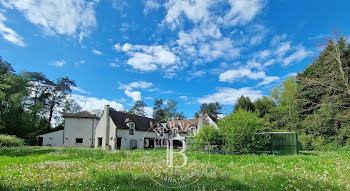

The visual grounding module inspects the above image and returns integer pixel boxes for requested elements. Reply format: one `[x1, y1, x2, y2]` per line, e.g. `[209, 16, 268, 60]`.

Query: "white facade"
[63, 117, 99, 147]
[94, 106, 157, 150]
[38, 130, 64, 146]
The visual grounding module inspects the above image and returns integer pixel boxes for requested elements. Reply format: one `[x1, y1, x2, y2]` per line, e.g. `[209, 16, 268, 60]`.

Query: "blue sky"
[0, 0, 349, 118]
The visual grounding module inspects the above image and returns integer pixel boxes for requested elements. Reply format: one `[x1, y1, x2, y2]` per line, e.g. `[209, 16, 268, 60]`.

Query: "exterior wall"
[63, 117, 98, 147]
[94, 110, 110, 149]
[116, 129, 157, 149]
[94, 109, 158, 150]
[38, 130, 64, 146]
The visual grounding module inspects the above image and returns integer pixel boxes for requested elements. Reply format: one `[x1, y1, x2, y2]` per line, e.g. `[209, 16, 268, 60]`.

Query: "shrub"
[218, 109, 269, 153]
[0, 134, 25, 147]
[189, 125, 223, 151]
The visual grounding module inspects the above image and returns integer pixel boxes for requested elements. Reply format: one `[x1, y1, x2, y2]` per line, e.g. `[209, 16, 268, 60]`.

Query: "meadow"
[0, 147, 349, 191]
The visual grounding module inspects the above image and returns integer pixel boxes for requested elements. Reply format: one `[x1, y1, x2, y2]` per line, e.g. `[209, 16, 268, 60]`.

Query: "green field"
[0, 147, 349, 191]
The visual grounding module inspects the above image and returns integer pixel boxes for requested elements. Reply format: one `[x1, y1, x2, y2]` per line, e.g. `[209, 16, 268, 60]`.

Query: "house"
[38, 105, 218, 150]
[94, 105, 159, 150]
[38, 111, 99, 147]
[94, 105, 218, 150]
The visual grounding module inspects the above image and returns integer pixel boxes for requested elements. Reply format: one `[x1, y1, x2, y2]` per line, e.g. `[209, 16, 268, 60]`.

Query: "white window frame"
[129, 122, 135, 135]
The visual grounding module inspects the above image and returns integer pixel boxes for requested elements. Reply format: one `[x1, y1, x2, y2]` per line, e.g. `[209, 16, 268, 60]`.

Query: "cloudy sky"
[1, 0, 349, 117]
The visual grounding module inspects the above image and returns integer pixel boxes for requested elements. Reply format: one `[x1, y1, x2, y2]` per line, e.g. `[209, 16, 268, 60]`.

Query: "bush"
[0, 134, 25, 147]
[218, 109, 269, 153]
[189, 125, 222, 151]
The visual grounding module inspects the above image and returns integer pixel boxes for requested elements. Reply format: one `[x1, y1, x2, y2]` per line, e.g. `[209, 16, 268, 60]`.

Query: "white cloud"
[282, 47, 309, 66]
[71, 86, 91, 94]
[118, 81, 153, 102]
[92, 49, 102, 55]
[119, 81, 152, 90]
[1, 0, 98, 40]
[179, 96, 188, 101]
[0, 12, 25, 46]
[144, 106, 153, 117]
[164, 0, 213, 28]
[258, 76, 280, 86]
[219, 69, 266, 83]
[114, 43, 180, 74]
[50, 60, 66, 67]
[198, 87, 263, 105]
[143, 0, 160, 15]
[124, 89, 141, 102]
[110, 63, 119, 68]
[72, 94, 125, 111]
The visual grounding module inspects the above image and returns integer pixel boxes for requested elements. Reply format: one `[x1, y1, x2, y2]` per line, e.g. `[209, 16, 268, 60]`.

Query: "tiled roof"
[109, 109, 159, 131]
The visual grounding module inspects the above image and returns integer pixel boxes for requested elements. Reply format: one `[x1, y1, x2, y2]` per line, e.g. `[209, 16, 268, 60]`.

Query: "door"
[130, 139, 137, 150]
[97, 137, 103, 147]
[116, 137, 121, 150]
[38, 137, 43, 146]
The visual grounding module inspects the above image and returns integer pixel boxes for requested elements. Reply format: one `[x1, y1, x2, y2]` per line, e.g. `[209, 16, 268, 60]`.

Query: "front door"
[97, 137, 103, 147]
[38, 137, 43, 146]
[116, 137, 121, 150]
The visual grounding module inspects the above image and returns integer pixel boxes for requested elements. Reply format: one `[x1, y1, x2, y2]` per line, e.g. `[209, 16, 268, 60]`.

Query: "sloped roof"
[109, 109, 159, 131]
[63, 111, 98, 119]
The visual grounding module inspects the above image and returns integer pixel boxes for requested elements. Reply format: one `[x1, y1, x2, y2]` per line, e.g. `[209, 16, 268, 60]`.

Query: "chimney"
[198, 113, 204, 129]
[104, 105, 110, 146]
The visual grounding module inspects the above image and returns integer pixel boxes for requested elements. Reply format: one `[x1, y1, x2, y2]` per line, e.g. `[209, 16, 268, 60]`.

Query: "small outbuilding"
[261, 132, 298, 155]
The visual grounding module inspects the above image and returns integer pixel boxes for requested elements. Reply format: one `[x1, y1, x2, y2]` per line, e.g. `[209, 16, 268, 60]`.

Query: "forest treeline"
[194, 36, 350, 151]
[0, 59, 81, 144]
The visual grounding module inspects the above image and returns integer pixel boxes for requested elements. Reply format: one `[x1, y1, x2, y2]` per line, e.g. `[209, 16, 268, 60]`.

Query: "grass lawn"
[0, 147, 349, 191]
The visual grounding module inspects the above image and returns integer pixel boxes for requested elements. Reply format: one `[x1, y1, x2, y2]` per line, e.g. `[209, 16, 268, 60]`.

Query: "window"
[75, 138, 83, 144]
[160, 128, 164, 136]
[129, 122, 135, 135]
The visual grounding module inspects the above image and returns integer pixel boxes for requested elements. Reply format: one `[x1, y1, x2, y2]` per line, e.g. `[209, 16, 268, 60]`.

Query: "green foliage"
[129, 100, 147, 116]
[218, 109, 268, 153]
[254, 96, 276, 118]
[0, 134, 25, 147]
[234, 96, 255, 112]
[195, 102, 222, 121]
[0, 57, 76, 145]
[152, 99, 167, 120]
[189, 125, 222, 151]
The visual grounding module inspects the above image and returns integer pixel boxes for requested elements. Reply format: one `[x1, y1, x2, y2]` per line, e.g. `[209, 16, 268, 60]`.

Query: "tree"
[297, 35, 350, 147]
[234, 96, 255, 112]
[130, 100, 147, 116]
[254, 96, 276, 118]
[195, 102, 222, 121]
[166, 99, 185, 120]
[61, 99, 82, 115]
[269, 77, 300, 131]
[218, 109, 269, 153]
[153, 99, 167, 120]
[47, 77, 75, 129]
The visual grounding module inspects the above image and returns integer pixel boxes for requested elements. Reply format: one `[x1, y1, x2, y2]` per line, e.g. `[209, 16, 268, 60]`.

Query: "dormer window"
[173, 128, 177, 135]
[129, 122, 135, 135]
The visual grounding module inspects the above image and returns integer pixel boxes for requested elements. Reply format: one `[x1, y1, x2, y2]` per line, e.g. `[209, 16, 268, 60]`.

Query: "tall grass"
[0, 147, 349, 190]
